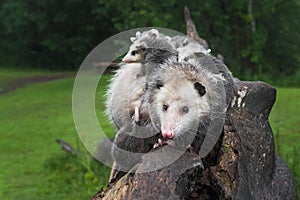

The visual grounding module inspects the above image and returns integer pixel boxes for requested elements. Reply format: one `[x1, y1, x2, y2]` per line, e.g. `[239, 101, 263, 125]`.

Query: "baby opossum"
[140, 57, 227, 153]
[170, 35, 211, 63]
[177, 43, 211, 63]
[135, 37, 178, 78]
[122, 29, 172, 63]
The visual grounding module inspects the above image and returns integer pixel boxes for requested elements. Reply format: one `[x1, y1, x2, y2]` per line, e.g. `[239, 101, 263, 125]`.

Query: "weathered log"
[92, 6, 297, 200]
[93, 81, 296, 200]
[228, 80, 296, 199]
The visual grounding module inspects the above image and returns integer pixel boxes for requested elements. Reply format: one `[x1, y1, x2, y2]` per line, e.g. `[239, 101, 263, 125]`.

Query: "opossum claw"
[153, 138, 164, 149]
[134, 107, 139, 123]
[153, 138, 176, 149]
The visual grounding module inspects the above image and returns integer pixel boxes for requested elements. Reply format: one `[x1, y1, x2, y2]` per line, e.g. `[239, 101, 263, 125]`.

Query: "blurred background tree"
[0, 0, 299, 85]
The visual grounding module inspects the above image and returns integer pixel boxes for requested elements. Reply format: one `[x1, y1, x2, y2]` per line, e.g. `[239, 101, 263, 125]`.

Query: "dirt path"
[0, 73, 75, 95]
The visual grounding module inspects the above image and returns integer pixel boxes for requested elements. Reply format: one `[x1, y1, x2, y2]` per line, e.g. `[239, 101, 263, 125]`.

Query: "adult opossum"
[140, 57, 227, 154]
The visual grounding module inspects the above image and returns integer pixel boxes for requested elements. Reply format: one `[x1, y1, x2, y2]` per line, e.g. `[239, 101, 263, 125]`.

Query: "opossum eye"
[194, 82, 206, 96]
[182, 106, 189, 114]
[156, 80, 163, 89]
[184, 57, 189, 62]
[162, 104, 169, 112]
[131, 50, 138, 56]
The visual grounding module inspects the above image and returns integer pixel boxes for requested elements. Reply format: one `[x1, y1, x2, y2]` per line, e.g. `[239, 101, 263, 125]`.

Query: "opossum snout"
[122, 57, 130, 63]
[162, 129, 175, 139]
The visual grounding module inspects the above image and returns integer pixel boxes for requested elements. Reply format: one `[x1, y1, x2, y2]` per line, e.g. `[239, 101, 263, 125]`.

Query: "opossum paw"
[153, 138, 163, 149]
[153, 138, 175, 149]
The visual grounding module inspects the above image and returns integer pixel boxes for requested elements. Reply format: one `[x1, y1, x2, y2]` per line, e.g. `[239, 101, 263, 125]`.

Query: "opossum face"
[122, 43, 143, 63]
[177, 44, 211, 63]
[151, 79, 210, 141]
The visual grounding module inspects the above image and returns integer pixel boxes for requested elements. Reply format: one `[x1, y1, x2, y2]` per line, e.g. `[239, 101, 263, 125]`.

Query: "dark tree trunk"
[92, 6, 297, 200]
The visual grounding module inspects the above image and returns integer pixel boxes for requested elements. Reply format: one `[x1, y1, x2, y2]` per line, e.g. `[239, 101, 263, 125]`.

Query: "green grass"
[270, 88, 300, 150]
[0, 70, 112, 199]
[269, 87, 300, 197]
[0, 68, 299, 199]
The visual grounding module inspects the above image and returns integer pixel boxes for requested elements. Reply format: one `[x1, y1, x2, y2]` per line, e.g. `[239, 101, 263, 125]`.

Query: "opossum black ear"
[155, 80, 163, 89]
[194, 82, 206, 96]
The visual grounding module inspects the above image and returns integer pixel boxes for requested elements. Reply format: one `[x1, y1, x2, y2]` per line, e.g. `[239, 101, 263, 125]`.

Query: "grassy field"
[0, 69, 112, 199]
[0, 69, 299, 199]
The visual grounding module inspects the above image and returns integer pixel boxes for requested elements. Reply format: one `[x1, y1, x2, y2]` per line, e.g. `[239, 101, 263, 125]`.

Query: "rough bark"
[92, 6, 297, 200]
[92, 81, 296, 200]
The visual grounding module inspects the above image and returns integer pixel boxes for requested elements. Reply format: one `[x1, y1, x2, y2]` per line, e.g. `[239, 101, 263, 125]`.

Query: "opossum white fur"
[122, 29, 172, 63]
[186, 53, 236, 107]
[107, 38, 176, 181]
[107, 62, 159, 181]
[105, 63, 146, 129]
[106, 38, 177, 129]
[142, 57, 226, 153]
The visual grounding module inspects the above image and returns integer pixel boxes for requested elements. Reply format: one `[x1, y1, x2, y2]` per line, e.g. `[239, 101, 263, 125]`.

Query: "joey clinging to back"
[122, 29, 172, 63]
[143, 58, 226, 153]
[170, 35, 211, 63]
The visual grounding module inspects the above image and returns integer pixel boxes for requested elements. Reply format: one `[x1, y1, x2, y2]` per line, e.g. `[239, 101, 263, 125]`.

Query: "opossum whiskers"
[179, 117, 209, 135]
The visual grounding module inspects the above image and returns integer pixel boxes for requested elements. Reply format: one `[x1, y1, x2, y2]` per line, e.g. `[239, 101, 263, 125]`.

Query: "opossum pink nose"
[162, 130, 175, 139]
[121, 57, 128, 62]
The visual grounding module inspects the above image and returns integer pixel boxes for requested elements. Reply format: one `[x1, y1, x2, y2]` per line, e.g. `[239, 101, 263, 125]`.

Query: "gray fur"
[135, 36, 178, 78]
[188, 54, 236, 106]
[123, 29, 172, 63]
[107, 31, 235, 181]
[170, 35, 211, 64]
[107, 31, 177, 182]
[170, 35, 196, 49]
[106, 63, 160, 181]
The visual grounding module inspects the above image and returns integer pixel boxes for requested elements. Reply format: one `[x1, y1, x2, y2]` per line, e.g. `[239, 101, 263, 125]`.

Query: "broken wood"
[184, 6, 209, 50]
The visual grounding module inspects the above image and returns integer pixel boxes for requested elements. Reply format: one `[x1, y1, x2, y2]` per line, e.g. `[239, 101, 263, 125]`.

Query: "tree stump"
[92, 7, 297, 200]
[92, 81, 296, 200]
